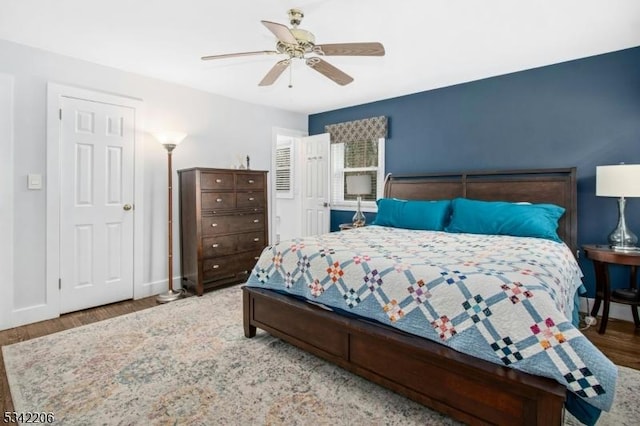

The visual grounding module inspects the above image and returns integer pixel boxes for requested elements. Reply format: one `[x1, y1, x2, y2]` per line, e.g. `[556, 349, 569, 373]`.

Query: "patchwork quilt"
[246, 226, 617, 411]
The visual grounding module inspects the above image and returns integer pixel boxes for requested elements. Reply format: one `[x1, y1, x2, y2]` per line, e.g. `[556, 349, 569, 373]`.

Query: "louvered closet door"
[59, 97, 135, 313]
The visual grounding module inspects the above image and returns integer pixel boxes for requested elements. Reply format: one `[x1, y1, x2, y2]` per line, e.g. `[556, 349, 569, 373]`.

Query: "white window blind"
[275, 141, 293, 198]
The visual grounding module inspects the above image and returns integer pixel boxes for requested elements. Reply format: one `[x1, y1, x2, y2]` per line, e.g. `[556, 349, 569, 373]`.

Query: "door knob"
[123, 204, 132, 211]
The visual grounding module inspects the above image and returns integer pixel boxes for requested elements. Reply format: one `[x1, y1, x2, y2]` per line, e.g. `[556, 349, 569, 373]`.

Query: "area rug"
[3, 286, 639, 425]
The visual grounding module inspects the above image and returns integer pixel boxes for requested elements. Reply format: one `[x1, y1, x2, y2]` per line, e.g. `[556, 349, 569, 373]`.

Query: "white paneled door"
[59, 97, 135, 313]
[301, 133, 330, 236]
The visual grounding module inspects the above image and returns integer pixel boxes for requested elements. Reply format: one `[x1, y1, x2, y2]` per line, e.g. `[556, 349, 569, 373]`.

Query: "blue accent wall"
[310, 47, 640, 296]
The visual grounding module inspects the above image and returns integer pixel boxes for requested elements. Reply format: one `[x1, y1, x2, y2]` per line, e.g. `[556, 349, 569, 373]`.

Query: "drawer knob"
[248, 197, 255, 201]
[212, 264, 220, 269]
[211, 243, 219, 248]
[253, 219, 259, 223]
[215, 179, 222, 183]
[253, 237, 260, 242]
[248, 179, 255, 184]
[211, 223, 218, 227]
[216, 198, 223, 203]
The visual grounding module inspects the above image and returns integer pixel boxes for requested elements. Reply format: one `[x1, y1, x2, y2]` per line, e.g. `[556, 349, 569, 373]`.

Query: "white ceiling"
[1, 0, 639, 114]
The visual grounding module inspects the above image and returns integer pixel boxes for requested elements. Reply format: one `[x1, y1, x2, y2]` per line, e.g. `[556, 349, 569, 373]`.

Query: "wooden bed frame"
[243, 168, 577, 426]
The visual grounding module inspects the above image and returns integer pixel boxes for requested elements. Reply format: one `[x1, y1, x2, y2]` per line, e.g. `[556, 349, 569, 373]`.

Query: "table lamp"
[596, 164, 640, 250]
[346, 174, 371, 227]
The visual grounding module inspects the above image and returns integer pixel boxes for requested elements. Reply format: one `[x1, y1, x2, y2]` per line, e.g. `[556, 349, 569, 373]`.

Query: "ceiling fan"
[201, 9, 385, 87]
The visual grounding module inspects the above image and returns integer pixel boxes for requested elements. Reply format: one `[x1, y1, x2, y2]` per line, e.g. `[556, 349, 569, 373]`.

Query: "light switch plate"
[28, 173, 42, 190]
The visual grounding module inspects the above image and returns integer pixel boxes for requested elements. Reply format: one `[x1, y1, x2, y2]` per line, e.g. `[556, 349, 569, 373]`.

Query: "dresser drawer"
[236, 173, 265, 189]
[236, 192, 265, 209]
[202, 214, 265, 236]
[202, 232, 264, 257]
[237, 231, 266, 251]
[201, 172, 234, 190]
[203, 250, 263, 281]
[202, 192, 235, 210]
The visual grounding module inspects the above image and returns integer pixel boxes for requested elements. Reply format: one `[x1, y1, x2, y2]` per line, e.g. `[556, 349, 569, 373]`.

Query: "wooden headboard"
[384, 168, 577, 256]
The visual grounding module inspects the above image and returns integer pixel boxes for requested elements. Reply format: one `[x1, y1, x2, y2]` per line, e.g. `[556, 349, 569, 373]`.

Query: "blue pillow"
[444, 198, 565, 242]
[374, 198, 451, 231]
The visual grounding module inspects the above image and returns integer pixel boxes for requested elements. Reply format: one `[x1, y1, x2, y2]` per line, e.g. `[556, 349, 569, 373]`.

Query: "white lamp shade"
[153, 131, 187, 146]
[596, 164, 640, 197]
[346, 174, 372, 195]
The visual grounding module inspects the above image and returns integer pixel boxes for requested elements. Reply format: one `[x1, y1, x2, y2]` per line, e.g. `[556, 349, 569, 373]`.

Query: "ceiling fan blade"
[314, 42, 385, 56]
[305, 57, 354, 86]
[201, 50, 279, 61]
[261, 20, 298, 45]
[259, 59, 291, 86]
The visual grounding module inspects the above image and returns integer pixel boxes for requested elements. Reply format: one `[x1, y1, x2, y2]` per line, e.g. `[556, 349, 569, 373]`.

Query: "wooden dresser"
[178, 167, 268, 296]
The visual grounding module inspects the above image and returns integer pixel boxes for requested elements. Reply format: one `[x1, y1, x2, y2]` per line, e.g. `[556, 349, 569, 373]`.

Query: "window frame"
[330, 137, 385, 212]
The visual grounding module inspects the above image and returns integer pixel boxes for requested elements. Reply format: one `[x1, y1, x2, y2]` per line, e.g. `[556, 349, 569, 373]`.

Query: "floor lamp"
[155, 131, 187, 303]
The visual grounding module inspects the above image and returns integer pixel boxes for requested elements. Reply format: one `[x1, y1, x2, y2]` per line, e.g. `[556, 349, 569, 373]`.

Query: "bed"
[242, 168, 616, 426]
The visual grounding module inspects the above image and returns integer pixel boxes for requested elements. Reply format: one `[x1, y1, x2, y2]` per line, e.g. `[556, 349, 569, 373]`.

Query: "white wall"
[0, 39, 307, 330]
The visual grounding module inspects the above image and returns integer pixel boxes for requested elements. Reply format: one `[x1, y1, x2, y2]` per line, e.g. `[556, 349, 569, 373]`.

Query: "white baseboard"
[579, 297, 635, 323]
[8, 303, 59, 330]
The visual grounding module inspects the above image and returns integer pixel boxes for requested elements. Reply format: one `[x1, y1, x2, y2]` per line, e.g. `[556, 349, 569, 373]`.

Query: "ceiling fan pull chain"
[288, 63, 293, 88]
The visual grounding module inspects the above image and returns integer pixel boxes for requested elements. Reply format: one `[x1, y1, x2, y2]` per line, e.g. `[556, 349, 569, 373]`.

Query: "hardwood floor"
[1, 300, 638, 414]
[581, 316, 640, 370]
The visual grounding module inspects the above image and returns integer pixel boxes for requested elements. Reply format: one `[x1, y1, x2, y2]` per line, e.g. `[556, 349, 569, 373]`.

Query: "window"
[325, 115, 388, 212]
[275, 138, 294, 198]
[330, 137, 385, 211]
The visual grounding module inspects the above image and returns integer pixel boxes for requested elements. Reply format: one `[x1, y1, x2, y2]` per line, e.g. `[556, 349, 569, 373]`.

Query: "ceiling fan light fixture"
[200, 9, 385, 87]
[290, 28, 315, 45]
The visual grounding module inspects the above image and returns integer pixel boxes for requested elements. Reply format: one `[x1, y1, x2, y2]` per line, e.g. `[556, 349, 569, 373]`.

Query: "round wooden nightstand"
[582, 244, 640, 334]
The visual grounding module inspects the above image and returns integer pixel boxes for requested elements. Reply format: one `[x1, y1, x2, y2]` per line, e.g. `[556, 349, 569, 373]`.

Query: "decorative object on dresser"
[596, 164, 640, 250]
[154, 131, 188, 304]
[179, 167, 268, 296]
[346, 174, 371, 227]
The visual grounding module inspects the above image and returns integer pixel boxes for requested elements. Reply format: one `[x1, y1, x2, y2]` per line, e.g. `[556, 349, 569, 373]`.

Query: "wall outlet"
[584, 316, 597, 326]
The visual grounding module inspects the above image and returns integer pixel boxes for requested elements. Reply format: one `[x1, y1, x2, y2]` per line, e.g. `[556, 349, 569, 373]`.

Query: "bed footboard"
[243, 286, 565, 426]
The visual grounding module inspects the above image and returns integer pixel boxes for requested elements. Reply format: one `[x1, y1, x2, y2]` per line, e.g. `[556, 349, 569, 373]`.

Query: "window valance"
[324, 116, 388, 144]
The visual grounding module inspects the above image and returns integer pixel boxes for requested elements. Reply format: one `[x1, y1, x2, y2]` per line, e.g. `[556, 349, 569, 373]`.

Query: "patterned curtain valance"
[324, 116, 387, 144]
